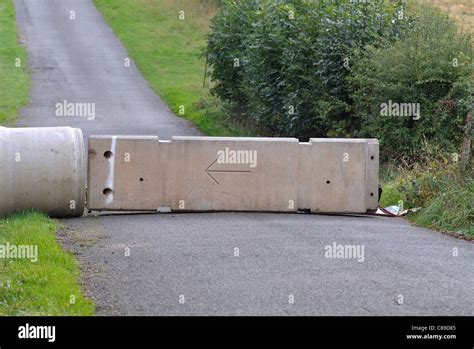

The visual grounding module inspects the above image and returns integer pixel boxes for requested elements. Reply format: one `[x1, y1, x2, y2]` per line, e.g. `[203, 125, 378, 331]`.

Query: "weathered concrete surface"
[0, 127, 85, 218]
[300, 139, 377, 213]
[88, 136, 379, 213]
[366, 139, 380, 209]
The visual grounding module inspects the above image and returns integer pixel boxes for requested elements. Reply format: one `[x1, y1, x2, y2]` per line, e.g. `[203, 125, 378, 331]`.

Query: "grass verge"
[1, 0, 93, 315]
[0, 0, 30, 125]
[380, 160, 474, 239]
[93, 0, 254, 136]
[0, 212, 94, 315]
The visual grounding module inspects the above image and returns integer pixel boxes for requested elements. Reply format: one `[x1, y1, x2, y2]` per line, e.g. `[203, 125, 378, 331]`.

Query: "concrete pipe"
[0, 127, 86, 218]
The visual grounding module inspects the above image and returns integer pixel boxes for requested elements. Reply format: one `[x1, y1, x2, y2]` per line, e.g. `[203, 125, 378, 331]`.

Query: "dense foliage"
[350, 6, 473, 159]
[206, 0, 473, 160]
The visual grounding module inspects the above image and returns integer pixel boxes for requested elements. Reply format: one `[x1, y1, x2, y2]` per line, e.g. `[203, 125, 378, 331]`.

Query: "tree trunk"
[460, 110, 472, 166]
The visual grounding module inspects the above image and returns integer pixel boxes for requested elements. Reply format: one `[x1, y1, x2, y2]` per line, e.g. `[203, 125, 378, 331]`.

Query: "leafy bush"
[206, 0, 473, 159]
[349, 5, 473, 160]
[206, 0, 261, 115]
[206, 0, 410, 138]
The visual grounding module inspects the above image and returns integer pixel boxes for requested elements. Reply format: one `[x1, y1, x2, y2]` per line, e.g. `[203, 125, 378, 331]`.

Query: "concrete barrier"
[88, 136, 379, 213]
[0, 127, 86, 218]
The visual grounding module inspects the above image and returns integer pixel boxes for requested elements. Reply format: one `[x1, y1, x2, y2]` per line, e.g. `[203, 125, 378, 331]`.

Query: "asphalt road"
[62, 212, 474, 316]
[14, 0, 474, 316]
[14, 0, 200, 141]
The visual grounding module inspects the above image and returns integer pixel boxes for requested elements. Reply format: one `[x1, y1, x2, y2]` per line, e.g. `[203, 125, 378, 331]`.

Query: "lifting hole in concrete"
[370, 193, 374, 197]
[326, 180, 331, 184]
[103, 151, 113, 159]
[139, 178, 144, 182]
[370, 155, 374, 160]
[103, 188, 113, 196]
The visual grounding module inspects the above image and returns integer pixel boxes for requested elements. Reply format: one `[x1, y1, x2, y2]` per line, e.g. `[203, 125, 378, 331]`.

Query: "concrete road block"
[302, 139, 368, 213]
[88, 136, 300, 212]
[88, 136, 161, 211]
[0, 127, 86, 218]
[165, 137, 301, 211]
[88, 136, 379, 214]
[366, 139, 380, 210]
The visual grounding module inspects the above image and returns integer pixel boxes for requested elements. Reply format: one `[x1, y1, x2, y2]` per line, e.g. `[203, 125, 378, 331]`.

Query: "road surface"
[63, 212, 474, 316]
[14, 0, 200, 140]
[14, 0, 474, 316]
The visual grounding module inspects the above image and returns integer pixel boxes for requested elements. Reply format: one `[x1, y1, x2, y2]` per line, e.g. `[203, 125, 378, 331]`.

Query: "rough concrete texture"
[88, 136, 379, 213]
[0, 127, 85, 218]
[366, 139, 380, 209]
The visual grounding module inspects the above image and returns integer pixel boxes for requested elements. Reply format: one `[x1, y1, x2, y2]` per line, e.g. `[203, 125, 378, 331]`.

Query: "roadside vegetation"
[93, 0, 252, 136]
[206, 1, 472, 158]
[95, 0, 472, 237]
[0, 0, 469, 316]
[0, 0, 94, 315]
[0, 212, 94, 315]
[380, 155, 473, 238]
[205, 0, 473, 237]
[0, 0, 30, 125]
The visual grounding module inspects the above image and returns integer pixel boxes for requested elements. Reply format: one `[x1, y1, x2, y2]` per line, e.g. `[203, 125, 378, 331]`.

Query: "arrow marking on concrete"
[205, 159, 252, 185]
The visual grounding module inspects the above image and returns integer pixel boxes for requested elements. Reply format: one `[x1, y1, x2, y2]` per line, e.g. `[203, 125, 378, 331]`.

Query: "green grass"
[1, 0, 92, 316]
[379, 184, 404, 208]
[0, 212, 94, 315]
[411, 182, 473, 237]
[92, 0, 471, 139]
[0, 0, 30, 125]
[93, 0, 254, 136]
[380, 161, 474, 238]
